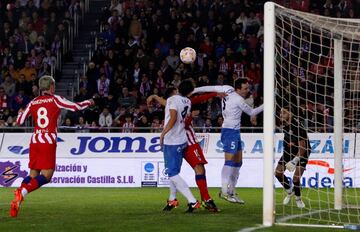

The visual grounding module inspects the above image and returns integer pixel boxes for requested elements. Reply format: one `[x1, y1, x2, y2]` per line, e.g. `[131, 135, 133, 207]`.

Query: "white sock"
[170, 175, 196, 203]
[228, 166, 241, 195]
[286, 187, 293, 194]
[169, 180, 177, 201]
[21, 188, 28, 198]
[221, 165, 233, 194]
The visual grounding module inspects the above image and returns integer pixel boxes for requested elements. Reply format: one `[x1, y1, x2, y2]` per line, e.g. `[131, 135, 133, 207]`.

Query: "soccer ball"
[180, 47, 196, 64]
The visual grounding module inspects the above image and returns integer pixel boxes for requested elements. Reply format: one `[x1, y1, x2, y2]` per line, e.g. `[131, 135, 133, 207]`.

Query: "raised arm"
[190, 92, 217, 105]
[240, 102, 264, 116]
[192, 85, 230, 94]
[16, 103, 32, 125]
[53, 95, 93, 111]
[147, 94, 167, 106]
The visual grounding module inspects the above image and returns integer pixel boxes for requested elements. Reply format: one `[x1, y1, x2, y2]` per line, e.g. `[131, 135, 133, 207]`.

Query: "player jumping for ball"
[148, 88, 225, 212]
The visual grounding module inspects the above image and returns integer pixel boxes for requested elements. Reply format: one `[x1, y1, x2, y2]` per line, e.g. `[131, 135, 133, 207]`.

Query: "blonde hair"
[39, 75, 55, 91]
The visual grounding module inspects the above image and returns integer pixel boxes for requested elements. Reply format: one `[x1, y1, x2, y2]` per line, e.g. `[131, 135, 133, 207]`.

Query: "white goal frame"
[263, 1, 345, 228]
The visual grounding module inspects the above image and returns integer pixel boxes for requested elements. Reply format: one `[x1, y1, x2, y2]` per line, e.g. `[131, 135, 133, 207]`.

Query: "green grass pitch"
[0, 188, 345, 232]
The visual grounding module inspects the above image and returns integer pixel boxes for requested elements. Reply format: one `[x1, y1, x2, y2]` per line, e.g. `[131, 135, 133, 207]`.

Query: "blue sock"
[35, 175, 49, 187]
[22, 176, 32, 184]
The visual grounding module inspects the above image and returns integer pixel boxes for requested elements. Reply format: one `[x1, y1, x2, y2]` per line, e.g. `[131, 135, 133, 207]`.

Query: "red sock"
[23, 178, 40, 193]
[20, 182, 28, 189]
[196, 175, 211, 201]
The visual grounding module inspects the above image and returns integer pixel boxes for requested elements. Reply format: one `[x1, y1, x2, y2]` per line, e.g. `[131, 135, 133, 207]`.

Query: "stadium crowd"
[0, 0, 359, 131]
[0, 0, 81, 127]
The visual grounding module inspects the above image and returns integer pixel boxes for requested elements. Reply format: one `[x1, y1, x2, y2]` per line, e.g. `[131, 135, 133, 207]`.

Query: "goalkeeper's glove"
[285, 156, 300, 172]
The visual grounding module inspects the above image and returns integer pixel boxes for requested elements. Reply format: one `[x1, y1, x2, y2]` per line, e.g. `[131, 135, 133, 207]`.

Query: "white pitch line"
[238, 209, 337, 232]
[277, 209, 329, 223]
[238, 225, 268, 232]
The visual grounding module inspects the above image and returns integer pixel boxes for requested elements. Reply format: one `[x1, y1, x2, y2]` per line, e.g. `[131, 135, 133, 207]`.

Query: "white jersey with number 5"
[163, 95, 191, 145]
[192, 85, 263, 130]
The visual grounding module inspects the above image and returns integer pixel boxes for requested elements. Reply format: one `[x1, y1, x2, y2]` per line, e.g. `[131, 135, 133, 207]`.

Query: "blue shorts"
[163, 143, 187, 177]
[221, 128, 242, 154]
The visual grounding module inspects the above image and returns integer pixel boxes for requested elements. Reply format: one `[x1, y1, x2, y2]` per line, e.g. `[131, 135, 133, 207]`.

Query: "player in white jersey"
[160, 80, 201, 213]
[192, 79, 264, 203]
[148, 89, 221, 212]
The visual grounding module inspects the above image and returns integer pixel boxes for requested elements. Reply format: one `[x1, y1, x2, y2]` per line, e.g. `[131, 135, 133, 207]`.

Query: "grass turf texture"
[0, 188, 346, 232]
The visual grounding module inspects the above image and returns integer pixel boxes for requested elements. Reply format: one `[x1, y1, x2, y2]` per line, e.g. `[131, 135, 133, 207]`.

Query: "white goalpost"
[263, 1, 360, 228]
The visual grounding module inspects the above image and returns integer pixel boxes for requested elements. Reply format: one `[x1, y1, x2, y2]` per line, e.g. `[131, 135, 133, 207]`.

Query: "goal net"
[263, 2, 360, 228]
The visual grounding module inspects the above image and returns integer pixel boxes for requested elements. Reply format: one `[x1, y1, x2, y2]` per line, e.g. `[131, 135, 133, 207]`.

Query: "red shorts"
[28, 143, 57, 170]
[184, 143, 207, 168]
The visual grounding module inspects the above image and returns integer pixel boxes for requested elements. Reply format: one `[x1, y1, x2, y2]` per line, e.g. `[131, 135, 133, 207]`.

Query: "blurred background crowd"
[0, 0, 359, 132]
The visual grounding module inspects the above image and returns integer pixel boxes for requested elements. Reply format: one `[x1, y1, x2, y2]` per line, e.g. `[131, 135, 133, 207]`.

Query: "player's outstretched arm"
[147, 95, 166, 106]
[53, 95, 94, 111]
[190, 92, 218, 105]
[192, 85, 230, 95]
[16, 103, 32, 125]
[240, 101, 264, 116]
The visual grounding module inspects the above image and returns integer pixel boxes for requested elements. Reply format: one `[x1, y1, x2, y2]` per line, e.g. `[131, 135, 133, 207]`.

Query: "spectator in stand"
[19, 61, 37, 81]
[118, 87, 136, 108]
[109, 0, 123, 17]
[150, 116, 162, 133]
[122, 114, 135, 133]
[11, 89, 29, 113]
[246, 62, 261, 93]
[139, 74, 152, 99]
[61, 117, 75, 133]
[99, 107, 113, 128]
[136, 115, 151, 132]
[75, 116, 89, 133]
[170, 72, 181, 88]
[0, 87, 9, 110]
[2, 75, 16, 97]
[166, 48, 180, 70]
[97, 73, 110, 98]
[202, 118, 213, 133]
[192, 108, 205, 131]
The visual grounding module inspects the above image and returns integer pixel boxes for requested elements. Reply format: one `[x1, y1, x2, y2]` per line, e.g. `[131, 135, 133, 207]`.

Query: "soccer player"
[147, 90, 223, 212]
[275, 106, 311, 208]
[160, 80, 201, 213]
[191, 79, 263, 203]
[10, 75, 94, 217]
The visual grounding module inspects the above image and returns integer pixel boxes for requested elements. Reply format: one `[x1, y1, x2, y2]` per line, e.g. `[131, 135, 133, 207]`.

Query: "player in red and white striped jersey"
[147, 88, 225, 212]
[10, 75, 94, 217]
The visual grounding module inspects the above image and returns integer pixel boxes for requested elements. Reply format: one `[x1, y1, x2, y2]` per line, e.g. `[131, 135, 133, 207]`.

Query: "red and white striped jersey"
[17, 94, 92, 144]
[185, 125, 198, 145]
[185, 93, 218, 145]
[122, 122, 135, 133]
